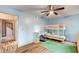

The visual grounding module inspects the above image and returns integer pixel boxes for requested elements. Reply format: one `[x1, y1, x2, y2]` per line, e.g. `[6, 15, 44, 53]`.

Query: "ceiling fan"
[41, 5, 64, 16]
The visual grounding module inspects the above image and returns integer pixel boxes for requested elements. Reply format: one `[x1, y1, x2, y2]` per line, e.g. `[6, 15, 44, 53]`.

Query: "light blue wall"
[48, 14, 79, 42]
[0, 6, 48, 47]
[18, 15, 48, 47]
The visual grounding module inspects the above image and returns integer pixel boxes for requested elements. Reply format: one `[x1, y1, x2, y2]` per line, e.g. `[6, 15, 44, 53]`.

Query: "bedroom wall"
[48, 14, 79, 42]
[0, 6, 48, 47]
[18, 15, 48, 47]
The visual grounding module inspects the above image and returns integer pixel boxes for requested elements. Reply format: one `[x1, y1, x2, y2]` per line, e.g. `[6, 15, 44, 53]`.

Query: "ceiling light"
[49, 11, 54, 14]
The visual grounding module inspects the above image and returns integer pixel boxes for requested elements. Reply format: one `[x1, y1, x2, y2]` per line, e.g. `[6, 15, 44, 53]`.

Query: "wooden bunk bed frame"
[40, 24, 65, 42]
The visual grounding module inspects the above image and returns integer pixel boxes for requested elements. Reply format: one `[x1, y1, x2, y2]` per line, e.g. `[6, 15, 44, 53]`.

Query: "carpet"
[41, 41, 77, 53]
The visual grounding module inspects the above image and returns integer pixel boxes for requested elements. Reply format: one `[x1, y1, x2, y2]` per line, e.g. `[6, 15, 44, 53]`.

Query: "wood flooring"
[16, 42, 52, 53]
[16, 40, 76, 53]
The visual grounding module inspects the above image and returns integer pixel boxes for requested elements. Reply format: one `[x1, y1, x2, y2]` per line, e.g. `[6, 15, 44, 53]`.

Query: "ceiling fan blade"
[54, 12, 58, 15]
[46, 13, 49, 16]
[41, 11, 48, 13]
[54, 7, 64, 11]
[48, 5, 52, 10]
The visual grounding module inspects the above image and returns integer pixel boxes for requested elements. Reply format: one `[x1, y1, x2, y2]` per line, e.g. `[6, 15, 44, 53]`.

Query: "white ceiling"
[6, 5, 79, 19]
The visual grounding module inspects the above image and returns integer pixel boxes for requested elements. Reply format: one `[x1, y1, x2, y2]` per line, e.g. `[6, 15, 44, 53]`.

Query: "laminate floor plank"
[16, 42, 52, 53]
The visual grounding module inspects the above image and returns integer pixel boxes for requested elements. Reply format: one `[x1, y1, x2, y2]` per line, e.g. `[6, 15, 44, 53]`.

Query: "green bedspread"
[41, 41, 77, 53]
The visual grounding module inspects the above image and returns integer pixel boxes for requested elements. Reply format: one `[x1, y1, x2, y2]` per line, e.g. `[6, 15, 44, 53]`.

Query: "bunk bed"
[40, 24, 66, 42]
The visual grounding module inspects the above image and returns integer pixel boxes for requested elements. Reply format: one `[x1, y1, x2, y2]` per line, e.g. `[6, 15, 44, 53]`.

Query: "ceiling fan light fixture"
[41, 5, 64, 16]
[49, 11, 54, 14]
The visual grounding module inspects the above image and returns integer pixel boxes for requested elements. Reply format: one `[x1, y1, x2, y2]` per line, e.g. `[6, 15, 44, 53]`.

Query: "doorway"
[0, 13, 17, 53]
